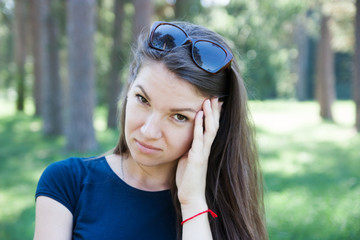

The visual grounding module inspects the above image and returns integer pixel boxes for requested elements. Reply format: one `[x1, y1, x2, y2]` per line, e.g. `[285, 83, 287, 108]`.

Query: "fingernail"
[206, 99, 211, 107]
[199, 111, 204, 118]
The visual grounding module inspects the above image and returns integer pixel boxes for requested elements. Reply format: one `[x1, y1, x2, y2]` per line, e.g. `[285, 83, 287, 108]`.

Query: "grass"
[0, 99, 118, 239]
[250, 100, 360, 240]
[0, 99, 359, 239]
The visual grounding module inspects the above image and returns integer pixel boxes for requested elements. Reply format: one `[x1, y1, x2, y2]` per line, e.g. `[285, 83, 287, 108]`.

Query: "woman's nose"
[140, 113, 162, 139]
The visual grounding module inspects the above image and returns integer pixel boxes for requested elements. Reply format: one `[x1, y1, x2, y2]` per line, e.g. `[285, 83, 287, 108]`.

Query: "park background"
[0, 0, 360, 239]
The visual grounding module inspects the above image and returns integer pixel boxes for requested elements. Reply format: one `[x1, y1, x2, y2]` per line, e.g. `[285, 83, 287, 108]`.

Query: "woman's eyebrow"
[135, 84, 197, 113]
[135, 85, 151, 101]
[170, 107, 197, 113]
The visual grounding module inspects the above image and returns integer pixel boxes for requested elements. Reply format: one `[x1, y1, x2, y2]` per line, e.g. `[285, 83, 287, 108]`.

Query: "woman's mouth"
[135, 139, 162, 154]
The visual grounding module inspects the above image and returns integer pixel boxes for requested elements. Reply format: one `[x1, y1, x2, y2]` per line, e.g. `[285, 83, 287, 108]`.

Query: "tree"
[107, 0, 126, 129]
[65, 0, 97, 151]
[132, 0, 154, 42]
[30, 0, 42, 115]
[295, 12, 311, 101]
[37, 0, 62, 135]
[315, 14, 335, 120]
[0, 2, 13, 93]
[355, 0, 360, 132]
[13, 0, 27, 111]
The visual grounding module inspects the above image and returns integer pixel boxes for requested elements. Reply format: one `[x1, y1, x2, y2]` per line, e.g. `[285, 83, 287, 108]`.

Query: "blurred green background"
[1, 0, 360, 239]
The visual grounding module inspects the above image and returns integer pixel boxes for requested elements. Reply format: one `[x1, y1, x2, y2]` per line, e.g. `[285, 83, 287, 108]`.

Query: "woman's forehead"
[135, 62, 203, 95]
[131, 62, 206, 109]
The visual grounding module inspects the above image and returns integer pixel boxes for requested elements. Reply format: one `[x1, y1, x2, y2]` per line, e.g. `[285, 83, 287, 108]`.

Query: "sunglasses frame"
[148, 21, 233, 74]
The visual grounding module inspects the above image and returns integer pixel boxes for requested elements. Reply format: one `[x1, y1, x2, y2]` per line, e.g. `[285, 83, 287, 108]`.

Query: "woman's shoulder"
[45, 155, 106, 172]
[44, 155, 118, 185]
[37, 156, 110, 190]
[36, 156, 109, 214]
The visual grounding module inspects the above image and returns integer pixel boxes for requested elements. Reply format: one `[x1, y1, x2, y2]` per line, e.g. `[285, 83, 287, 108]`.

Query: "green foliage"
[193, 0, 307, 99]
[0, 100, 359, 239]
[324, 0, 355, 53]
[251, 100, 360, 239]
[335, 52, 353, 99]
[0, 0, 356, 102]
[95, 1, 134, 105]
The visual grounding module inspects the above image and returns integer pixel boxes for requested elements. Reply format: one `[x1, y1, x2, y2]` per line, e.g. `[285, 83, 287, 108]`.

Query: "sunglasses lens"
[193, 41, 228, 73]
[151, 24, 187, 50]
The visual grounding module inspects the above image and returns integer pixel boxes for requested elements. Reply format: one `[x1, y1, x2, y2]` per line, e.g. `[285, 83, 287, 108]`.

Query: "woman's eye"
[136, 94, 148, 104]
[174, 114, 188, 122]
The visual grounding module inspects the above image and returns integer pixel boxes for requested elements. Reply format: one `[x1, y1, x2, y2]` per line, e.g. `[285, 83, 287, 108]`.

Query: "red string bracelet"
[181, 209, 218, 225]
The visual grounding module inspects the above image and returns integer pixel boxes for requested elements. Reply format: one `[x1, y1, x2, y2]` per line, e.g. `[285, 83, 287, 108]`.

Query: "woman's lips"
[135, 139, 162, 154]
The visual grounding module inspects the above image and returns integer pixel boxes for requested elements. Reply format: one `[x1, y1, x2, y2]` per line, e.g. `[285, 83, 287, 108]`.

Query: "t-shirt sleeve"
[35, 158, 83, 215]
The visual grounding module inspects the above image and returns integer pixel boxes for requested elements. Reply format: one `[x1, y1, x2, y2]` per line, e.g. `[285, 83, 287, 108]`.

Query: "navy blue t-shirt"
[36, 156, 177, 239]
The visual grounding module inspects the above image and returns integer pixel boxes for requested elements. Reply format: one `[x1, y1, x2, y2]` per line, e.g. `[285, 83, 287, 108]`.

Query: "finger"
[219, 101, 224, 111]
[192, 110, 204, 151]
[203, 100, 214, 132]
[211, 98, 221, 125]
[203, 99, 218, 148]
[208, 98, 222, 132]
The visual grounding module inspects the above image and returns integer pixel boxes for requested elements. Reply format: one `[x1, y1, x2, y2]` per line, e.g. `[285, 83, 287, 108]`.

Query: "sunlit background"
[0, 0, 359, 239]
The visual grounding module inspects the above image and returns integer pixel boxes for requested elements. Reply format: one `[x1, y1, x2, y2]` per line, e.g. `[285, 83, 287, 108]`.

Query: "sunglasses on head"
[148, 21, 233, 74]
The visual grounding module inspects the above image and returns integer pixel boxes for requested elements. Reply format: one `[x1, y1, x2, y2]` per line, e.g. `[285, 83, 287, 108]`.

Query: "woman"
[34, 21, 267, 240]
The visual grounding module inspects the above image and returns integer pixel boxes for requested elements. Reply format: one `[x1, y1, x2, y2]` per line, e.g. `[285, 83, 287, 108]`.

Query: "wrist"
[180, 199, 208, 220]
[181, 209, 218, 225]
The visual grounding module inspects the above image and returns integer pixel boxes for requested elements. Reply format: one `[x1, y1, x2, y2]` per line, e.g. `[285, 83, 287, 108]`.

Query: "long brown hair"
[113, 22, 268, 240]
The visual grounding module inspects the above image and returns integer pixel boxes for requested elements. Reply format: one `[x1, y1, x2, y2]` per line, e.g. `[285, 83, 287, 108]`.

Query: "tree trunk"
[45, 0, 62, 135]
[354, 0, 360, 132]
[295, 13, 310, 101]
[65, 0, 98, 152]
[30, 0, 42, 116]
[132, 0, 154, 42]
[3, 14, 13, 92]
[107, 0, 125, 129]
[14, 0, 28, 112]
[35, 0, 63, 135]
[315, 15, 335, 121]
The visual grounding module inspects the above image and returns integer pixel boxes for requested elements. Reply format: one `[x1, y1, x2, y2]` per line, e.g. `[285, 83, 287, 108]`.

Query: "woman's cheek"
[125, 100, 144, 130]
[172, 124, 195, 153]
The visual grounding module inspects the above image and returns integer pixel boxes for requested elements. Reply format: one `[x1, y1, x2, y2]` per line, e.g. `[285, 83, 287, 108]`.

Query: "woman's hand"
[176, 98, 222, 207]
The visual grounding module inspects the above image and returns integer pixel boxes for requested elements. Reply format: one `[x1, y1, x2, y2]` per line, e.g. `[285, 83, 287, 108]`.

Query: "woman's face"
[125, 61, 206, 170]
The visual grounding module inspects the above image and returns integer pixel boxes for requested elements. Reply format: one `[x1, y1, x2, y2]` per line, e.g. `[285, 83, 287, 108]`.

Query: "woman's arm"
[180, 201, 213, 239]
[34, 196, 73, 240]
[176, 98, 222, 239]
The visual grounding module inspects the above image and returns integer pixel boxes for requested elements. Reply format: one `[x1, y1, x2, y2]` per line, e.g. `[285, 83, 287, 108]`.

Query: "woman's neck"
[107, 154, 176, 191]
